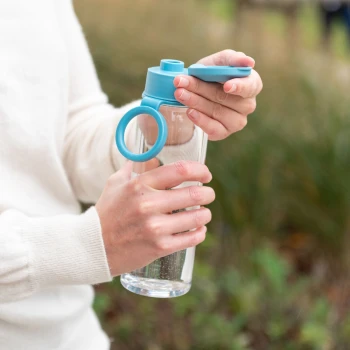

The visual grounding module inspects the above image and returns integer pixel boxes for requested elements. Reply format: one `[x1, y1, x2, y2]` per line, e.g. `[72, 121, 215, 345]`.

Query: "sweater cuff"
[21, 207, 112, 290]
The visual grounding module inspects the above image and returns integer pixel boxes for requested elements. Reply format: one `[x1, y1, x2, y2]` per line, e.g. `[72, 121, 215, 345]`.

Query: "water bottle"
[116, 59, 251, 298]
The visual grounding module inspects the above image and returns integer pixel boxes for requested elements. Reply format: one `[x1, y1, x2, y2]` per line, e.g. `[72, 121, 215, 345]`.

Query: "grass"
[74, 0, 350, 348]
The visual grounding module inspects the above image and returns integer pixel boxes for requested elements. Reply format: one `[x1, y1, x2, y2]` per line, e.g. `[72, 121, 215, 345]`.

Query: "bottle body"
[120, 104, 208, 298]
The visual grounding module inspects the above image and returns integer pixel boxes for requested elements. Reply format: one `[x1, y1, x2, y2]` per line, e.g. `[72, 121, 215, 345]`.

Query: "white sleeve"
[0, 207, 112, 303]
[59, 0, 139, 204]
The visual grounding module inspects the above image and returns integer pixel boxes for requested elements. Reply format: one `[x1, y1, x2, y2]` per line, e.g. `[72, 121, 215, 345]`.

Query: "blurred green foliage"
[75, 0, 350, 349]
[206, 0, 350, 59]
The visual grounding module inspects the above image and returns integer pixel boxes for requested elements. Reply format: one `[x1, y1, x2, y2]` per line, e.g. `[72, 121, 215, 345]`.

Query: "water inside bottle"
[121, 198, 197, 298]
[120, 105, 208, 298]
[121, 246, 195, 298]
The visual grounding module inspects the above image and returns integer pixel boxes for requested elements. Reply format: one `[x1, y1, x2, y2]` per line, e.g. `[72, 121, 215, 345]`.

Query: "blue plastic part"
[188, 64, 252, 82]
[116, 59, 253, 162]
[143, 59, 188, 103]
[160, 59, 184, 72]
[141, 96, 181, 110]
[115, 106, 168, 162]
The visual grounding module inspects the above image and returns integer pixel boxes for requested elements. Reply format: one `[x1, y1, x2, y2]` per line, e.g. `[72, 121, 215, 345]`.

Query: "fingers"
[152, 207, 212, 236]
[197, 49, 255, 68]
[155, 226, 208, 257]
[137, 161, 212, 190]
[174, 81, 256, 117]
[149, 185, 215, 213]
[173, 86, 248, 133]
[174, 76, 235, 111]
[174, 71, 261, 106]
[188, 109, 247, 141]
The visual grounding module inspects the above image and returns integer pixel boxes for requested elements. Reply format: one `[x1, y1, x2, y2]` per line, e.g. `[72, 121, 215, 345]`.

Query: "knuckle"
[213, 52, 225, 66]
[154, 239, 170, 255]
[144, 218, 161, 235]
[215, 88, 229, 103]
[188, 186, 203, 203]
[222, 129, 230, 140]
[188, 235, 199, 248]
[128, 177, 143, 193]
[189, 93, 200, 108]
[174, 160, 191, 177]
[248, 81, 258, 98]
[207, 126, 221, 140]
[136, 200, 153, 215]
[246, 98, 257, 114]
[193, 209, 211, 227]
[237, 117, 248, 132]
[224, 49, 236, 58]
[214, 49, 232, 66]
[253, 70, 263, 93]
[235, 83, 243, 95]
[193, 77, 201, 92]
[212, 103, 223, 120]
[189, 229, 206, 247]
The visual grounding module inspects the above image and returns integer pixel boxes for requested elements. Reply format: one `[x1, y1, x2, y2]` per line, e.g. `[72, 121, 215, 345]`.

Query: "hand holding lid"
[115, 59, 252, 162]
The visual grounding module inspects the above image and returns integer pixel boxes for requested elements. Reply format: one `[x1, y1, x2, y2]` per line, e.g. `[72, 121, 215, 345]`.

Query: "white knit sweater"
[0, 1, 142, 349]
[0, 1, 202, 348]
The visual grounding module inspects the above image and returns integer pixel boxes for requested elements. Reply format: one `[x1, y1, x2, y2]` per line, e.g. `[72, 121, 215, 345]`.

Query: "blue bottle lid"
[116, 59, 252, 162]
[142, 59, 188, 106]
[142, 60, 252, 104]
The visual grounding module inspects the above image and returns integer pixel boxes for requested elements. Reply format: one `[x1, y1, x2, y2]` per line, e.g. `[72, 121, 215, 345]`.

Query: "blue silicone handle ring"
[115, 106, 168, 162]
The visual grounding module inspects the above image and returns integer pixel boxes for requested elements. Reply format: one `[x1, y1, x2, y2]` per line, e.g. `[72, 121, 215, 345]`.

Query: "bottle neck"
[141, 94, 184, 110]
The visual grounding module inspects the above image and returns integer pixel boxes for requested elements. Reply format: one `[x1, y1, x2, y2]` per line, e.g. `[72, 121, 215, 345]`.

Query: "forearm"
[0, 208, 111, 303]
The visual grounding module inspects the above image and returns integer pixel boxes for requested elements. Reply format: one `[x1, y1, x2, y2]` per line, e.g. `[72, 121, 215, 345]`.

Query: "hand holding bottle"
[95, 160, 215, 277]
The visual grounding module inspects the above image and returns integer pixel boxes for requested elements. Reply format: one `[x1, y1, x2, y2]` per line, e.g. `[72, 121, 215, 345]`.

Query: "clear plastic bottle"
[121, 103, 208, 298]
[116, 59, 251, 298]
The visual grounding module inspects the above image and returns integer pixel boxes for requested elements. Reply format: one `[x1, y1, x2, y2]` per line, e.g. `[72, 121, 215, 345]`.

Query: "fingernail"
[177, 77, 190, 88]
[188, 109, 199, 119]
[227, 84, 237, 93]
[178, 89, 191, 101]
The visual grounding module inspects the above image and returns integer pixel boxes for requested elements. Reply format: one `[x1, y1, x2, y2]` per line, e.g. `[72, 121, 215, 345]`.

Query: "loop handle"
[115, 106, 168, 162]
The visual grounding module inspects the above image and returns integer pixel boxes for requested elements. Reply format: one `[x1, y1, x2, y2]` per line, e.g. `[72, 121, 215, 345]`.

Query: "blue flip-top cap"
[142, 59, 252, 104]
[116, 59, 253, 163]
[143, 59, 188, 105]
[188, 64, 252, 82]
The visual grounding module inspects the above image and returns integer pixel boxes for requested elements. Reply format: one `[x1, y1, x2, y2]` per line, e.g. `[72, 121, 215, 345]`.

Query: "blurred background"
[75, 0, 350, 349]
